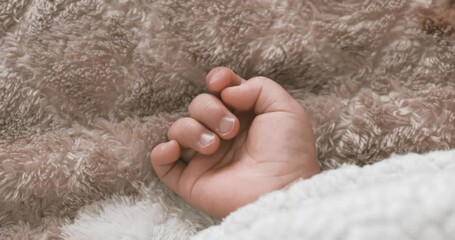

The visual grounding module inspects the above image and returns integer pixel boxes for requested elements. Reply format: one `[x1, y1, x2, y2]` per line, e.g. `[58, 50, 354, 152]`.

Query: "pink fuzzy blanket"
[1, 0, 455, 238]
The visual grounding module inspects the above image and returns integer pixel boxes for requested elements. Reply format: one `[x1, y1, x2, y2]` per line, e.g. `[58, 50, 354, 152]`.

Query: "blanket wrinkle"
[1, 0, 455, 238]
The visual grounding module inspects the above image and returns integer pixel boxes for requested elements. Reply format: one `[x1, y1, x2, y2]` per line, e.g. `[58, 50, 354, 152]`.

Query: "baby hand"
[151, 67, 320, 218]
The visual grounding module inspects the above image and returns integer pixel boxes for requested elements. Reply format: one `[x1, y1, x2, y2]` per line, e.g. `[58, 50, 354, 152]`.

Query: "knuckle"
[189, 94, 223, 116]
[196, 93, 213, 102]
[249, 76, 270, 84]
[189, 93, 212, 111]
[176, 117, 196, 129]
[248, 76, 272, 90]
[201, 100, 221, 114]
[249, 76, 282, 92]
[168, 117, 195, 138]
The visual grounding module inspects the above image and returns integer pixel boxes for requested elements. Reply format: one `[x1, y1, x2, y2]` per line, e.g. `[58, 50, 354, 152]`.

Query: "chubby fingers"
[206, 67, 303, 116]
[150, 140, 185, 193]
[221, 76, 305, 116]
[151, 115, 223, 192]
[188, 93, 240, 140]
[167, 117, 221, 155]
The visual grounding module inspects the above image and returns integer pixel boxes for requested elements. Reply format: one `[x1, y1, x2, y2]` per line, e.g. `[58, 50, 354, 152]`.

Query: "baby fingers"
[167, 117, 221, 155]
[188, 93, 240, 140]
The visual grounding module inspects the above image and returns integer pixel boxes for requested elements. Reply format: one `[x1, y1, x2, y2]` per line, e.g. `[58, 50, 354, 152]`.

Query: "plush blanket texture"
[61, 149, 455, 240]
[1, 0, 455, 239]
[192, 150, 455, 240]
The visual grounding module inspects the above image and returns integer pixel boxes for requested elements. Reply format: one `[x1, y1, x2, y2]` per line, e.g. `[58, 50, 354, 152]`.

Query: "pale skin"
[151, 67, 320, 218]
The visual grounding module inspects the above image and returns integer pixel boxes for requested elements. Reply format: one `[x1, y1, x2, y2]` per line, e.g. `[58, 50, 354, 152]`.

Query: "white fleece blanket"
[61, 149, 455, 240]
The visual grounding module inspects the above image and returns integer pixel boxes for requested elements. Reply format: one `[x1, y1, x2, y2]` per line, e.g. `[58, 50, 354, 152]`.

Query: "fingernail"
[199, 132, 215, 147]
[218, 116, 235, 135]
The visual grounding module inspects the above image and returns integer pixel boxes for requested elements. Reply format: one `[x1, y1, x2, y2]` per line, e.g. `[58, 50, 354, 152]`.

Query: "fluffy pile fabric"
[1, 0, 454, 239]
[61, 150, 455, 240]
[191, 150, 455, 240]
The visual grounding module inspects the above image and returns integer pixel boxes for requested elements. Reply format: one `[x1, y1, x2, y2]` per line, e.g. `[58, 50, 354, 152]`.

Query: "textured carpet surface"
[1, 0, 455, 238]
